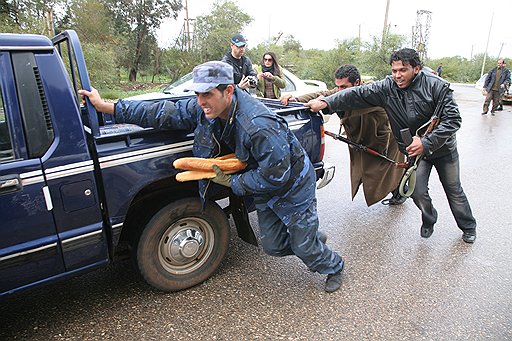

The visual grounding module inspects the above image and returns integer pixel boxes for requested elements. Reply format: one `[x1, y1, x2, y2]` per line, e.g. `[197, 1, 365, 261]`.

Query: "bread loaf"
[173, 156, 247, 172]
[215, 153, 236, 160]
[176, 169, 240, 182]
[173, 154, 247, 182]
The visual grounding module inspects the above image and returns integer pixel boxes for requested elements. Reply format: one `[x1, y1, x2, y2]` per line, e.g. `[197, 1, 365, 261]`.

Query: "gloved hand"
[211, 165, 232, 187]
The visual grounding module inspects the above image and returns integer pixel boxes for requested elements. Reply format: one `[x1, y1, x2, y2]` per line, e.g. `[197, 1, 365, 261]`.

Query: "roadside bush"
[82, 43, 120, 86]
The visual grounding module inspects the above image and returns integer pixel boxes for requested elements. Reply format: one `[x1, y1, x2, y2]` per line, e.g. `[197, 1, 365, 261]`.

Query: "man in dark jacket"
[305, 48, 477, 243]
[281, 64, 406, 207]
[79, 61, 345, 292]
[221, 34, 257, 91]
[482, 58, 511, 115]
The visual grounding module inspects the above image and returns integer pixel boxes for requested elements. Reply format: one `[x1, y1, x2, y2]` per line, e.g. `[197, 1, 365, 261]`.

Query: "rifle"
[398, 84, 448, 197]
[324, 130, 409, 168]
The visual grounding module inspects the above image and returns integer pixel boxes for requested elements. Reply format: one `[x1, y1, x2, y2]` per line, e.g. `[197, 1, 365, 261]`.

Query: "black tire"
[136, 197, 230, 291]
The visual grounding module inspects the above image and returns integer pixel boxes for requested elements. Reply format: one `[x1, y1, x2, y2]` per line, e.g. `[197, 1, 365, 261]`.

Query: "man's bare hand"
[78, 87, 115, 114]
[238, 76, 251, 90]
[280, 94, 296, 105]
[304, 98, 328, 112]
[405, 136, 424, 157]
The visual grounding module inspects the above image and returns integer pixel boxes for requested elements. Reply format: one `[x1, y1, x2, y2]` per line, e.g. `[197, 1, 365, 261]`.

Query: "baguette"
[215, 153, 236, 160]
[173, 156, 247, 172]
[176, 169, 240, 182]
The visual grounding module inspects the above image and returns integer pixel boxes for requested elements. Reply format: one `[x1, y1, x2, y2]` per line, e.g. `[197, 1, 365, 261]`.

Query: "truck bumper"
[316, 162, 335, 190]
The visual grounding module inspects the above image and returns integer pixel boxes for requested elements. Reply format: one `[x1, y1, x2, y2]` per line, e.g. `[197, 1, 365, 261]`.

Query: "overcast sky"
[158, 0, 512, 61]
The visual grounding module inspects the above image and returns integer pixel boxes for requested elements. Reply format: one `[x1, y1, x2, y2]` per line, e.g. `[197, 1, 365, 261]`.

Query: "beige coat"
[297, 89, 404, 206]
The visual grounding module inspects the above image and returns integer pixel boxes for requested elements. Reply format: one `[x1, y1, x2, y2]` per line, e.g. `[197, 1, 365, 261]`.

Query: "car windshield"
[163, 73, 193, 94]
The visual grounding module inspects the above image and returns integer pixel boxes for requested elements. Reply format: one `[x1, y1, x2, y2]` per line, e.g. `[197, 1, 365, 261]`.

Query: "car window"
[0, 88, 14, 162]
[163, 73, 193, 93]
[283, 74, 296, 92]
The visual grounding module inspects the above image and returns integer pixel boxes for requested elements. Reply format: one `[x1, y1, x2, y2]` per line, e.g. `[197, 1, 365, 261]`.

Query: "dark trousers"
[257, 199, 343, 275]
[483, 89, 501, 113]
[411, 150, 476, 233]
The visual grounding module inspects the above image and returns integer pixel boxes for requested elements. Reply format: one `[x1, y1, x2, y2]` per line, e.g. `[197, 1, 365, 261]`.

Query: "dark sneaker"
[420, 224, 434, 238]
[462, 232, 476, 243]
[325, 261, 344, 293]
[481, 112, 487, 115]
[497, 106, 503, 111]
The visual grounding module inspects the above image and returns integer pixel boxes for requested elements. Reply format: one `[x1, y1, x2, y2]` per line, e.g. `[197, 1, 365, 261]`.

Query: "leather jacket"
[324, 70, 461, 160]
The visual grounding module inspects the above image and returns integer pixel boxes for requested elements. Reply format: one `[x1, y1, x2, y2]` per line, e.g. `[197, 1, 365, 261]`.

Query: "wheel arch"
[117, 177, 199, 250]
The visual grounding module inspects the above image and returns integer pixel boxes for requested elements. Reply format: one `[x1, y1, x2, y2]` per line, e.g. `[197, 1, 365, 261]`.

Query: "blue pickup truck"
[0, 30, 334, 297]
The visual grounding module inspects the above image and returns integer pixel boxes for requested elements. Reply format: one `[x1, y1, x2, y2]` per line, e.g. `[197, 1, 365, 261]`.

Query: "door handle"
[0, 175, 22, 194]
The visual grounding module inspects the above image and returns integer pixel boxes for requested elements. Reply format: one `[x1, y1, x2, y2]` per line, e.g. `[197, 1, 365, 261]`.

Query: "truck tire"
[136, 197, 230, 291]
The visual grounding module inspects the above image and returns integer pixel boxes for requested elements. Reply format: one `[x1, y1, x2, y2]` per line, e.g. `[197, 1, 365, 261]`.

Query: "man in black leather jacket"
[221, 34, 257, 91]
[305, 48, 477, 243]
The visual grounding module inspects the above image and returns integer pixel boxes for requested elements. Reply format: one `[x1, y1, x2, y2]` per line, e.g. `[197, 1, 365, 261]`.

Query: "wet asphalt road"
[1, 84, 511, 340]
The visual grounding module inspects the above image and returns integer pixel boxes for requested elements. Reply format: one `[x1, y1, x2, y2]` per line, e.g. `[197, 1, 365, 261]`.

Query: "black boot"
[381, 188, 407, 205]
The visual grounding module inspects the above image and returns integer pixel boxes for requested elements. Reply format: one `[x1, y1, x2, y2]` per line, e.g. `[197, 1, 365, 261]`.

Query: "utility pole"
[176, 0, 195, 51]
[497, 42, 504, 58]
[481, 12, 493, 78]
[358, 24, 361, 51]
[184, 0, 191, 51]
[47, 8, 55, 37]
[382, 0, 391, 45]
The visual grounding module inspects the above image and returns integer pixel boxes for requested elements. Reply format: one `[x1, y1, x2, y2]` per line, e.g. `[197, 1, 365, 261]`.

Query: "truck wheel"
[136, 198, 230, 291]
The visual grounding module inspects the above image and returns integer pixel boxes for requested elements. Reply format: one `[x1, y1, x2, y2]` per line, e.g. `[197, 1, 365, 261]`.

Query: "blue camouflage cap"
[184, 61, 234, 93]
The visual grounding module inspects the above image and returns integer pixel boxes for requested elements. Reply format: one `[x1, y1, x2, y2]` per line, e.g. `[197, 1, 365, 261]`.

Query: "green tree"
[160, 47, 195, 82]
[82, 42, 121, 86]
[103, 0, 182, 81]
[66, 0, 114, 44]
[282, 34, 302, 56]
[311, 38, 360, 87]
[0, 0, 64, 35]
[356, 33, 407, 80]
[192, 0, 252, 63]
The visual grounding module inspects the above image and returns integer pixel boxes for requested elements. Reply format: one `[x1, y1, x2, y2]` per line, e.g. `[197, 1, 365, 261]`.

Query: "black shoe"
[481, 112, 487, 115]
[462, 232, 476, 243]
[325, 262, 344, 293]
[420, 224, 434, 238]
[497, 106, 503, 111]
[381, 195, 407, 205]
[381, 191, 408, 205]
[491, 112, 495, 116]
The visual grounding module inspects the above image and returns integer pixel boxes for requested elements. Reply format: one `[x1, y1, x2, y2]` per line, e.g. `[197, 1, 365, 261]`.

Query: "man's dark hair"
[389, 48, 422, 68]
[334, 64, 360, 84]
[216, 84, 229, 92]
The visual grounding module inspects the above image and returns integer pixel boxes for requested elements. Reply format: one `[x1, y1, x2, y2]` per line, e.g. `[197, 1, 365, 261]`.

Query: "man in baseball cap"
[79, 59, 345, 293]
[184, 61, 234, 93]
[222, 33, 257, 90]
[230, 33, 246, 47]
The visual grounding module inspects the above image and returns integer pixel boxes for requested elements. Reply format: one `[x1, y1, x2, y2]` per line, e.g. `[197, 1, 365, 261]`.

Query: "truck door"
[0, 51, 65, 295]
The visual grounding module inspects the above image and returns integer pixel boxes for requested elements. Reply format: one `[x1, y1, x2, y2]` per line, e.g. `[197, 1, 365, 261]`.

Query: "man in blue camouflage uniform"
[79, 61, 345, 293]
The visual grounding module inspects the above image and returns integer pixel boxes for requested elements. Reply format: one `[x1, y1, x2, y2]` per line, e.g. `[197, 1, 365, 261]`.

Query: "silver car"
[127, 68, 327, 100]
